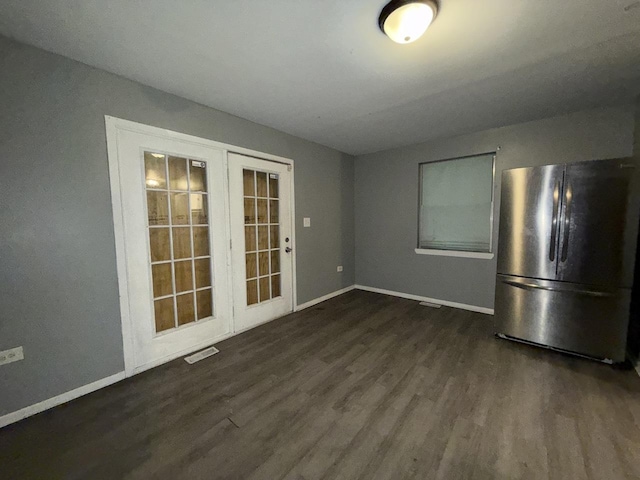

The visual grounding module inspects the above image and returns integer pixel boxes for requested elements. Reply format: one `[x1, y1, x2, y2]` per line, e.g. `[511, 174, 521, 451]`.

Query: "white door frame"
[105, 116, 297, 376]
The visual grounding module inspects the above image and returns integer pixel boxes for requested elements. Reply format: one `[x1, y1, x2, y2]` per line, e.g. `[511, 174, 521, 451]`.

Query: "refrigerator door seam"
[549, 180, 561, 262]
[560, 178, 573, 263]
[555, 168, 566, 277]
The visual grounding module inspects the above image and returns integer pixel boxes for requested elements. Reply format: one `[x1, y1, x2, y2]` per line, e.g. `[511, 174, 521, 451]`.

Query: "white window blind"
[419, 153, 494, 253]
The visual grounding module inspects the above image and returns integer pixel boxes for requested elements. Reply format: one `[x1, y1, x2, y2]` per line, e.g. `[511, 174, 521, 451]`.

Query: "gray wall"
[354, 105, 636, 309]
[637, 98, 640, 152]
[0, 36, 354, 416]
[630, 100, 640, 358]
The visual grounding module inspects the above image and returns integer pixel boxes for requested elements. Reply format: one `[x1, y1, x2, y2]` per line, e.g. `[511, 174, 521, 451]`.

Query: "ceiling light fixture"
[378, 0, 438, 44]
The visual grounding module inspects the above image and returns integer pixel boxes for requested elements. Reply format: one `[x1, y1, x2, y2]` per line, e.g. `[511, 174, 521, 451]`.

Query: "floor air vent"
[184, 346, 219, 364]
[419, 301, 442, 308]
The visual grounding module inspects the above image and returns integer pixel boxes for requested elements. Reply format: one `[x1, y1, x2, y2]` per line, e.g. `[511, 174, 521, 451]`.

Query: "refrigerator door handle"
[549, 180, 561, 261]
[560, 182, 573, 262]
[502, 279, 614, 297]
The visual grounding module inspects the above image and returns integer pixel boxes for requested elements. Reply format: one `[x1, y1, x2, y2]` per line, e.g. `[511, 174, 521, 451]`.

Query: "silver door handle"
[503, 279, 614, 297]
[285, 247, 292, 253]
[560, 183, 572, 262]
[549, 180, 560, 261]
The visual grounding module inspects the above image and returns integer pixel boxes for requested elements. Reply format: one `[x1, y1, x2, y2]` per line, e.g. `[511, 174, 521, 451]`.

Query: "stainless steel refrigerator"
[495, 158, 638, 363]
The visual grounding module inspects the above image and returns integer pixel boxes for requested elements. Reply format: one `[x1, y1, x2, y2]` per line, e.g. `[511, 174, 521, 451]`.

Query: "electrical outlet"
[337, 266, 343, 272]
[0, 346, 24, 366]
[303, 217, 311, 227]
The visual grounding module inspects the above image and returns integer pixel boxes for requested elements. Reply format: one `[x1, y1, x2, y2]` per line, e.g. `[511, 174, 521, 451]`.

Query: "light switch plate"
[337, 266, 343, 272]
[303, 217, 311, 227]
[0, 346, 24, 366]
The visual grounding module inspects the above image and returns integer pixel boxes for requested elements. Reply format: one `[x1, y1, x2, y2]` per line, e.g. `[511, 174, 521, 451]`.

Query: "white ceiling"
[2, 0, 640, 155]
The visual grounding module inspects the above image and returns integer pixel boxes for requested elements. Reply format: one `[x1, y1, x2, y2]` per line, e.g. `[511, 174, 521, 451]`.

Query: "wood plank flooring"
[1, 290, 640, 479]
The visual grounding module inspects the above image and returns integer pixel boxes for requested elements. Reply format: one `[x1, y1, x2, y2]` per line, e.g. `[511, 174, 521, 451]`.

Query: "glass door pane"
[242, 168, 282, 306]
[144, 152, 215, 334]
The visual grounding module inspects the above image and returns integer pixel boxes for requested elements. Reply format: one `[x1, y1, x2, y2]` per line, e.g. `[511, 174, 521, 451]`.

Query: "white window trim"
[414, 248, 494, 259]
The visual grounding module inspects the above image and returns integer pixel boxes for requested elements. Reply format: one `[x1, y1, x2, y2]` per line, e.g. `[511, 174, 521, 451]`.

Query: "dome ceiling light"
[378, 0, 438, 44]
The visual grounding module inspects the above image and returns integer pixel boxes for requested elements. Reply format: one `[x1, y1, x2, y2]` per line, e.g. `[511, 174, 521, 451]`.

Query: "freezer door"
[497, 164, 564, 279]
[494, 274, 630, 362]
[557, 159, 635, 287]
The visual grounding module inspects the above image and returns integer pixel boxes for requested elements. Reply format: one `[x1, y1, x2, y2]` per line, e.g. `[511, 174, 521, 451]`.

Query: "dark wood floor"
[2, 290, 640, 479]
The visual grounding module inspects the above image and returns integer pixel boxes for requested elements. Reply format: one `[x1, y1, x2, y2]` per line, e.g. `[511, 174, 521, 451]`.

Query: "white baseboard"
[354, 285, 494, 315]
[0, 371, 126, 429]
[295, 285, 355, 311]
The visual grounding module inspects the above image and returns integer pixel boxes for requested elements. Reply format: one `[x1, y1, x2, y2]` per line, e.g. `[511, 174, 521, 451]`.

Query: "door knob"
[285, 247, 292, 253]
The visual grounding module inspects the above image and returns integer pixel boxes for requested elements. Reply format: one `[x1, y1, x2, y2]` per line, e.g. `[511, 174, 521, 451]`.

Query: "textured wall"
[629, 99, 640, 359]
[355, 105, 636, 309]
[0, 36, 354, 416]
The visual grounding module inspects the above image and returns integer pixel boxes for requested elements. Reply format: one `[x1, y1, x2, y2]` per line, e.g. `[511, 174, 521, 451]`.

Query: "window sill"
[414, 248, 494, 259]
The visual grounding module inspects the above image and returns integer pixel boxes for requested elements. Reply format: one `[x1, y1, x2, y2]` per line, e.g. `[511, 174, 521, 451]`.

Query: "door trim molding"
[105, 116, 297, 376]
[354, 285, 494, 315]
[105, 117, 136, 376]
[104, 116, 296, 165]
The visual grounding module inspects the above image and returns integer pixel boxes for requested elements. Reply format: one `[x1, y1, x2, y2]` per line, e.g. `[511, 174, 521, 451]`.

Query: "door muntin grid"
[144, 151, 214, 334]
[243, 169, 281, 306]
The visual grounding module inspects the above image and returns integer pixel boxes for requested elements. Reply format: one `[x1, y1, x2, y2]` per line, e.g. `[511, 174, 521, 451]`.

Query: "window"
[418, 153, 495, 254]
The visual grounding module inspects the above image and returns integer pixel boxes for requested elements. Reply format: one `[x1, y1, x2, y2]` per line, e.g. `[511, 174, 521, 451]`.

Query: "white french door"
[108, 123, 232, 375]
[108, 119, 296, 375]
[228, 153, 294, 331]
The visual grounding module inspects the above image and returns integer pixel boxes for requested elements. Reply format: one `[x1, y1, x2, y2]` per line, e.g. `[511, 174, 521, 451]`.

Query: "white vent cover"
[419, 301, 442, 309]
[184, 346, 219, 364]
